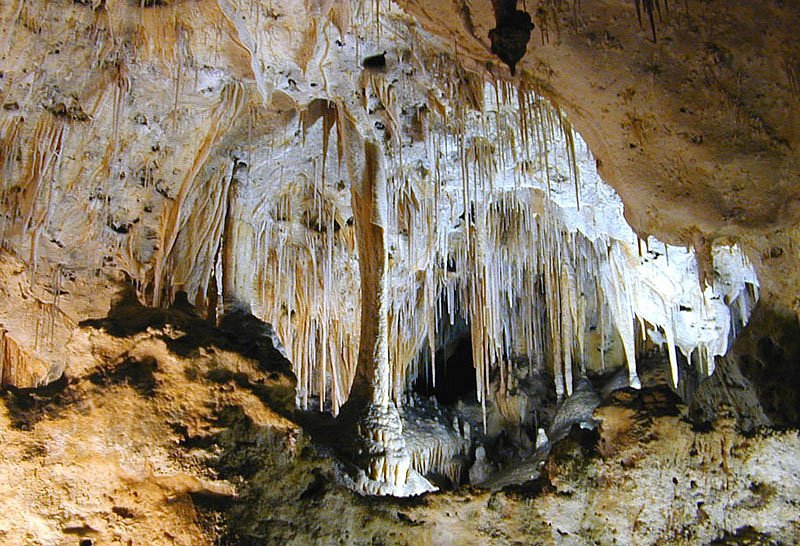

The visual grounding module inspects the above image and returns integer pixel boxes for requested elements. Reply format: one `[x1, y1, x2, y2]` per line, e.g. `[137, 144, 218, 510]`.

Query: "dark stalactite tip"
[489, 10, 534, 77]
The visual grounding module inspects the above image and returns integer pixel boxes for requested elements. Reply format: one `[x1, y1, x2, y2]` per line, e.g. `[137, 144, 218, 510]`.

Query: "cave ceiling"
[1, 0, 796, 306]
[397, 0, 800, 306]
[0, 0, 795, 390]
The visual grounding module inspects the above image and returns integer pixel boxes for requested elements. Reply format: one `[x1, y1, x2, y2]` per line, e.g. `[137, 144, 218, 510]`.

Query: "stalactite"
[405, 410, 470, 485]
[0, 116, 23, 181]
[0, 327, 49, 388]
[0, 116, 24, 245]
[9, 116, 68, 283]
[233, 15, 758, 438]
[168, 163, 232, 311]
[150, 82, 244, 306]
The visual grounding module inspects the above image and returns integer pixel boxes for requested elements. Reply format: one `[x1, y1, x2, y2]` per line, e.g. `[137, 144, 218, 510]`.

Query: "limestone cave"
[0, 0, 798, 544]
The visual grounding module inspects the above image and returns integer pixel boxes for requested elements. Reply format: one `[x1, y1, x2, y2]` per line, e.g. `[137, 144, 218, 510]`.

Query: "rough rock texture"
[0, 254, 78, 388]
[1, 0, 799, 541]
[0, 287, 296, 545]
[3, 301, 798, 544]
[716, 301, 800, 429]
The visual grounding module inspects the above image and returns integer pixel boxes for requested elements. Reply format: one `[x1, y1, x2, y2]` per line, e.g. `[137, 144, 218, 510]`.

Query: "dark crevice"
[489, 0, 534, 76]
[415, 335, 477, 405]
[633, 0, 666, 42]
[362, 52, 387, 71]
[1, 374, 73, 430]
[88, 355, 157, 396]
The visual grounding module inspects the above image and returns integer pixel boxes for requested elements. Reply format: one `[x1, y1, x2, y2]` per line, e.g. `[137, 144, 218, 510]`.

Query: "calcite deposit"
[0, 0, 798, 543]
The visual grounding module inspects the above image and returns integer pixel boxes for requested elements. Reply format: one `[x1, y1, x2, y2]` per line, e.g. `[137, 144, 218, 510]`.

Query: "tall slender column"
[337, 107, 433, 496]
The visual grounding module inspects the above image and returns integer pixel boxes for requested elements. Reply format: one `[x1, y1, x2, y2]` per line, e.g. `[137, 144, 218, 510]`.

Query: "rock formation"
[0, 0, 798, 543]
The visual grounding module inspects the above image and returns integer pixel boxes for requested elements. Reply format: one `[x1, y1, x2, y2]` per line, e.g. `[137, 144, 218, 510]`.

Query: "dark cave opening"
[414, 330, 478, 406]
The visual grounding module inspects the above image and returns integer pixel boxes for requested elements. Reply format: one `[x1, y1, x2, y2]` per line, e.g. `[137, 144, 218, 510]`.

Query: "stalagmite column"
[222, 153, 256, 314]
[348, 138, 390, 405]
[337, 106, 433, 496]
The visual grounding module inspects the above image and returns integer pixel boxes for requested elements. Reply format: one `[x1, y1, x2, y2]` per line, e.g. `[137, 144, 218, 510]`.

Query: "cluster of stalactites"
[266, 238, 358, 411]
[434, 194, 632, 418]
[252, 76, 757, 424]
[404, 410, 471, 486]
[382, 80, 757, 424]
[227, 0, 757, 422]
[378, 82, 630, 422]
[254, 171, 361, 414]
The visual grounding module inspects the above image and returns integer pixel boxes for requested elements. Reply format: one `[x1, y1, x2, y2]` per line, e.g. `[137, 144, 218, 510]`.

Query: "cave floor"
[1, 307, 799, 546]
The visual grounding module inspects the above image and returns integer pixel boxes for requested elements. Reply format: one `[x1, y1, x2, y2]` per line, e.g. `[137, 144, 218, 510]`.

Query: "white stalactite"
[163, 2, 759, 435]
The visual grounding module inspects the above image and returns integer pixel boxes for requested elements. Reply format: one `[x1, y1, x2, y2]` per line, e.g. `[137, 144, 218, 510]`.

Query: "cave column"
[348, 138, 391, 406]
[337, 107, 433, 496]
